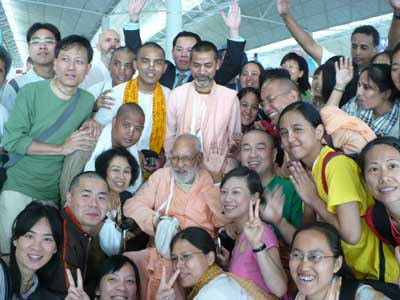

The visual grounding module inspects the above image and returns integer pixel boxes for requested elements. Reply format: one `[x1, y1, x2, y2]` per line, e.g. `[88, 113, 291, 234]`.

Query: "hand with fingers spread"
[61, 129, 96, 156]
[334, 57, 353, 90]
[94, 89, 115, 111]
[79, 118, 103, 139]
[204, 143, 227, 181]
[243, 199, 265, 249]
[65, 268, 90, 300]
[156, 266, 180, 300]
[128, 0, 147, 22]
[260, 186, 285, 226]
[221, 0, 241, 39]
[277, 0, 290, 16]
[289, 161, 319, 206]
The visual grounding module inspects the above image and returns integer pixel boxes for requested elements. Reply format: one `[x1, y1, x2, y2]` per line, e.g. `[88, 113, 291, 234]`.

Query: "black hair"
[26, 22, 61, 43]
[242, 128, 276, 149]
[0, 46, 12, 76]
[278, 101, 322, 129]
[10, 202, 63, 298]
[220, 166, 265, 204]
[111, 46, 135, 61]
[261, 67, 291, 87]
[170, 227, 215, 256]
[280, 52, 311, 95]
[351, 25, 380, 47]
[55, 34, 94, 63]
[95, 255, 141, 300]
[358, 136, 400, 179]
[291, 222, 354, 279]
[360, 64, 398, 102]
[69, 171, 108, 193]
[190, 41, 218, 61]
[137, 42, 165, 59]
[95, 148, 139, 187]
[172, 31, 201, 48]
[371, 49, 392, 64]
[320, 56, 359, 107]
[240, 61, 265, 88]
[237, 87, 261, 102]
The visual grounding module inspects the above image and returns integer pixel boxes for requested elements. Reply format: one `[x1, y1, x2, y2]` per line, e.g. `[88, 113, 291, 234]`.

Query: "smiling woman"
[0, 202, 63, 300]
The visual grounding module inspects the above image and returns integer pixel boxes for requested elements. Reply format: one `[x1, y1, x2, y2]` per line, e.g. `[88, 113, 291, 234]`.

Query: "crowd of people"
[0, 0, 400, 299]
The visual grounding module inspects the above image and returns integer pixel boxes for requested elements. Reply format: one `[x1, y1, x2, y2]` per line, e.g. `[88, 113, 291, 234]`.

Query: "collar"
[64, 206, 85, 232]
[176, 70, 191, 77]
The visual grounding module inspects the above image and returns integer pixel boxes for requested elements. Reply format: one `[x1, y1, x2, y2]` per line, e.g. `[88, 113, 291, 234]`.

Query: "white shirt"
[195, 274, 250, 300]
[94, 81, 170, 151]
[80, 61, 111, 90]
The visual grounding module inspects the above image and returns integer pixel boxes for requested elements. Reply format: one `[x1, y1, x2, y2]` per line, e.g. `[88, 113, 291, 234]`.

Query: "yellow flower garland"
[122, 78, 166, 153]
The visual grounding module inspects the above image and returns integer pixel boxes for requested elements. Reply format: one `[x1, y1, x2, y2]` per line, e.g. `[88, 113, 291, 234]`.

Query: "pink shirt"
[229, 223, 279, 294]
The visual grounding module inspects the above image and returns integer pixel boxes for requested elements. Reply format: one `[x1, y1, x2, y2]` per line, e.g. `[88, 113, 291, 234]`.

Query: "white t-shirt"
[195, 274, 251, 300]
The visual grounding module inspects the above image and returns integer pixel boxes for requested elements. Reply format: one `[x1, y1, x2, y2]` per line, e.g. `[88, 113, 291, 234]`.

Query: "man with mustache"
[164, 41, 241, 177]
[80, 29, 121, 89]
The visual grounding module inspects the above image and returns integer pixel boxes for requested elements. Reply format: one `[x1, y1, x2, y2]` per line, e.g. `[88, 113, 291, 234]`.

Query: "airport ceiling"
[0, 0, 394, 68]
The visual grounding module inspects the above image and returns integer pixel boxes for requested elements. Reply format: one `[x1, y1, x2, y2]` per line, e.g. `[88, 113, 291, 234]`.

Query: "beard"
[172, 165, 199, 184]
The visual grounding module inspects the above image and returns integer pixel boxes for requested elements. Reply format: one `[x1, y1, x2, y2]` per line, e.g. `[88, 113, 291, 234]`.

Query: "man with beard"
[123, 134, 226, 300]
[80, 29, 121, 89]
[164, 41, 241, 177]
[2, 23, 61, 114]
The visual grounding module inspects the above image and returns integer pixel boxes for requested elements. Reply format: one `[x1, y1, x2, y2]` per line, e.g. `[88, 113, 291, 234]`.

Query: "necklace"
[52, 79, 75, 97]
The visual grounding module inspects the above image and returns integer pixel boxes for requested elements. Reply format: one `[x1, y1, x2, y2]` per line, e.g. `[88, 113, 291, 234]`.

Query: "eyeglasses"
[171, 251, 204, 265]
[261, 92, 289, 106]
[169, 153, 199, 165]
[290, 252, 336, 264]
[29, 38, 57, 45]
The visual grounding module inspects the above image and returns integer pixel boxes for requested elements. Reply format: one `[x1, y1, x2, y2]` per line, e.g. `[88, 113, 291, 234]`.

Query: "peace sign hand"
[243, 198, 264, 249]
[156, 266, 180, 300]
[65, 268, 90, 300]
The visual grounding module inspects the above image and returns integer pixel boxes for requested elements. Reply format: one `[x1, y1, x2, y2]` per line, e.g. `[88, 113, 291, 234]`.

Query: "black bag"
[339, 278, 400, 300]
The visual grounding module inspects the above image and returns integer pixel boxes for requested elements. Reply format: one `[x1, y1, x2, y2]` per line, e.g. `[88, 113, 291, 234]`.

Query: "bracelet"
[252, 243, 266, 253]
[334, 87, 345, 93]
[395, 12, 400, 20]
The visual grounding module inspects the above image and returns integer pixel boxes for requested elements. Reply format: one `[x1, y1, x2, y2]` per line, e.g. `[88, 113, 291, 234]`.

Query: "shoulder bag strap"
[4, 90, 81, 168]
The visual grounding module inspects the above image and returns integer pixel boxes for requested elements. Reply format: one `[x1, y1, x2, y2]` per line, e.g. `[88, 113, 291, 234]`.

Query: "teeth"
[29, 255, 42, 259]
[380, 187, 396, 192]
[299, 275, 314, 282]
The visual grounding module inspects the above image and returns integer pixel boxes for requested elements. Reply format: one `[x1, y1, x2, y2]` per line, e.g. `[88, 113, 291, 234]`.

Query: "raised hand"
[216, 246, 230, 269]
[243, 198, 264, 249]
[260, 186, 285, 226]
[94, 89, 115, 111]
[334, 57, 353, 90]
[220, 0, 241, 39]
[156, 266, 180, 300]
[203, 143, 227, 181]
[65, 268, 90, 300]
[390, 0, 400, 14]
[128, 0, 147, 22]
[277, 0, 290, 16]
[289, 161, 319, 206]
[228, 132, 242, 159]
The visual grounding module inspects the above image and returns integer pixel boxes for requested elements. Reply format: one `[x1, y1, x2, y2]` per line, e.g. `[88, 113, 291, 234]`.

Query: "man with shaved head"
[123, 133, 225, 300]
[81, 29, 121, 89]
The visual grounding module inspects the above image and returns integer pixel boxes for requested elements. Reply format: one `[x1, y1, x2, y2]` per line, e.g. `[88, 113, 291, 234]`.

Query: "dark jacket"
[38, 207, 92, 296]
[124, 28, 246, 89]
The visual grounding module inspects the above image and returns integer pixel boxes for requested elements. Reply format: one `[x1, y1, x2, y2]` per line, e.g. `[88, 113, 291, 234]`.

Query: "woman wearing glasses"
[156, 227, 274, 300]
[290, 222, 391, 300]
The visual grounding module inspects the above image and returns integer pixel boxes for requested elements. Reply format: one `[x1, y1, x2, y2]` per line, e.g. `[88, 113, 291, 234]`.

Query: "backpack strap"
[8, 79, 19, 94]
[339, 279, 359, 300]
[365, 201, 397, 247]
[321, 151, 344, 194]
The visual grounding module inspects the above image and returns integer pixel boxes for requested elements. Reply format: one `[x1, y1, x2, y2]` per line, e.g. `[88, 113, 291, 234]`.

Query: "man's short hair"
[172, 31, 201, 48]
[351, 25, 380, 47]
[116, 103, 145, 120]
[261, 68, 291, 88]
[264, 77, 300, 99]
[69, 171, 108, 193]
[26, 22, 61, 43]
[190, 41, 218, 61]
[55, 35, 94, 63]
[111, 46, 135, 61]
[137, 42, 165, 59]
[0, 46, 12, 76]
